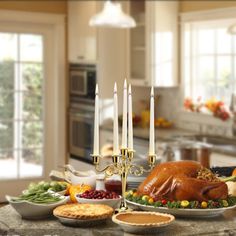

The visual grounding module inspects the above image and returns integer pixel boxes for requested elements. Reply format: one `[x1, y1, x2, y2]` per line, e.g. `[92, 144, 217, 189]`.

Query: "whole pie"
[53, 203, 114, 220]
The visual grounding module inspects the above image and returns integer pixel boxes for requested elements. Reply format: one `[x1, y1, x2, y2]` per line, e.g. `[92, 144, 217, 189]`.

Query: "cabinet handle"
[77, 56, 84, 60]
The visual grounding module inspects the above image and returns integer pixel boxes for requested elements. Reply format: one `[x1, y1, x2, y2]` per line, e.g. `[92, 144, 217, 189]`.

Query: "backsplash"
[132, 86, 181, 122]
[99, 85, 233, 137]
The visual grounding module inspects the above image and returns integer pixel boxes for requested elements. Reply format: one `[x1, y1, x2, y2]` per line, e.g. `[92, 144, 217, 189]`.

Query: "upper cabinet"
[127, 1, 179, 87]
[68, 1, 97, 63]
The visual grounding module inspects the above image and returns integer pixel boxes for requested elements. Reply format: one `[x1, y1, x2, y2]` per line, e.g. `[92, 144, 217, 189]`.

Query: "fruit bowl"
[75, 190, 122, 209]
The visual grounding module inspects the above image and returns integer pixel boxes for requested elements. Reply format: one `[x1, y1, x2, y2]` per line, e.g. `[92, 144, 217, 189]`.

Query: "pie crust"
[53, 203, 114, 220]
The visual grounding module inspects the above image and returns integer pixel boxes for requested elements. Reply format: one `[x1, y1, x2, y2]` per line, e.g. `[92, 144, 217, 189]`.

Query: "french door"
[0, 19, 65, 201]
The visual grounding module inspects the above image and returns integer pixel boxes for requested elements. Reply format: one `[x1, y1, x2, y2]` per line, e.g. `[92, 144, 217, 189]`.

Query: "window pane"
[198, 56, 214, 80]
[22, 92, 42, 120]
[217, 56, 231, 82]
[0, 150, 17, 179]
[0, 61, 15, 91]
[0, 33, 17, 62]
[0, 92, 14, 120]
[20, 148, 43, 178]
[217, 56, 233, 104]
[21, 63, 43, 93]
[217, 28, 231, 54]
[22, 121, 43, 148]
[0, 121, 14, 150]
[197, 28, 214, 54]
[20, 34, 43, 62]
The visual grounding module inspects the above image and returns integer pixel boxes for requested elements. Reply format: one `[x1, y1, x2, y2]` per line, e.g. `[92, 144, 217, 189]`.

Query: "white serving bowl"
[69, 172, 96, 188]
[75, 195, 122, 209]
[6, 195, 69, 219]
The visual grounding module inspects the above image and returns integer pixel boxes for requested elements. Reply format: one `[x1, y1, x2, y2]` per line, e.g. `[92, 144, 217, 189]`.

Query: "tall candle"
[128, 84, 133, 150]
[93, 84, 99, 155]
[149, 86, 155, 155]
[121, 79, 127, 148]
[113, 83, 119, 155]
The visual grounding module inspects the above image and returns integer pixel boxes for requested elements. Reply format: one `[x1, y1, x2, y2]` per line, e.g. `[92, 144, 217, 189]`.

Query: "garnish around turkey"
[125, 190, 236, 209]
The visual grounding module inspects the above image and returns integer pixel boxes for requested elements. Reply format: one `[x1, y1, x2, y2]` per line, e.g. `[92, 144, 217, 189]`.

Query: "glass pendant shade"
[89, 1, 136, 28]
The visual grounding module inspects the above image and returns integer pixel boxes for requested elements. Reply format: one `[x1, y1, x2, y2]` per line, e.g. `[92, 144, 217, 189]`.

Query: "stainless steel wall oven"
[69, 103, 94, 163]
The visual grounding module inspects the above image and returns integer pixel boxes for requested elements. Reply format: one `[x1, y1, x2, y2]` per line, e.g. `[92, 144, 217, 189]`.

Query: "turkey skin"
[137, 161, 228, 201]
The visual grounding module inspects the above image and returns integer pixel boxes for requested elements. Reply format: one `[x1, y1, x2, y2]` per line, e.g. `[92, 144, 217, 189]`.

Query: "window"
[183, 18, 236, 106]
[0, 32, 44, 179]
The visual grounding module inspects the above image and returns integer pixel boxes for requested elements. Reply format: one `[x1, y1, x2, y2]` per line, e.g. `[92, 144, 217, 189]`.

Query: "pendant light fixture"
[89, 1, 136, 28]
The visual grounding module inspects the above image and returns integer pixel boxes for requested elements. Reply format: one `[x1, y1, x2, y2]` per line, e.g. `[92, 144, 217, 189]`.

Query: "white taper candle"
[93, 84, 100, 155]
[149, 86, 155, 155]
[121, 79, 127, 148]
[113, 83, 119, 155]
[128, 84, 133, 150]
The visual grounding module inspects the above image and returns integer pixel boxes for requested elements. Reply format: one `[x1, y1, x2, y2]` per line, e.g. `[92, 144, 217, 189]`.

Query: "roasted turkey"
[137, 161, 228, 201]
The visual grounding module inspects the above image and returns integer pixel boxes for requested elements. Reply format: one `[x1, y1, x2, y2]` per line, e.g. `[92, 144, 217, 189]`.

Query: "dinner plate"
[126, 199, 236, 218]
[55, 215, 108, 227]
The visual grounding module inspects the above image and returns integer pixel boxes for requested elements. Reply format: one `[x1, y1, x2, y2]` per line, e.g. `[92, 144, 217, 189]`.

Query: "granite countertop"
[100, 121, 195, 141]
[1, 205, 236, 236]
[101, 121, 236, 156]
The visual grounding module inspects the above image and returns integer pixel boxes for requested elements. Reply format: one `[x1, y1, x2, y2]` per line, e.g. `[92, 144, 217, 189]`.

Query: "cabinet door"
[127, 0, 149, 87]
[149, 1, 179, 87]
[68, 1, 97, 63]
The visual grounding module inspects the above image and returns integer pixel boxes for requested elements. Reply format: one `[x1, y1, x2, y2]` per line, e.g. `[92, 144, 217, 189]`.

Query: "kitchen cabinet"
[68, 1, 97, 63]
[68, 1, 127, 98]
[127, 1, 179, 87]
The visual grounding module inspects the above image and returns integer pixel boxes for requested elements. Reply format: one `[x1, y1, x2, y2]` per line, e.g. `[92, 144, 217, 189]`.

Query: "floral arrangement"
[184, 97, 231, 121]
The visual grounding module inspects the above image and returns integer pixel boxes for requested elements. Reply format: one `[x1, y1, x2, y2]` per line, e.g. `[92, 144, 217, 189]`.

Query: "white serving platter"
[126, 199, 236, 218]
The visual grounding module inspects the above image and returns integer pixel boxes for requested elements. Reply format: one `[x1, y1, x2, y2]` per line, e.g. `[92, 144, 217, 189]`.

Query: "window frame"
[179, 7, 235, 129]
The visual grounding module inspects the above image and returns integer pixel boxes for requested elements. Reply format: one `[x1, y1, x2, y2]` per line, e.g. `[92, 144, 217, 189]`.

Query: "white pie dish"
[75, 195, 122, 209]
[6, 195, 69, 219]
[112, 211, 175, 234]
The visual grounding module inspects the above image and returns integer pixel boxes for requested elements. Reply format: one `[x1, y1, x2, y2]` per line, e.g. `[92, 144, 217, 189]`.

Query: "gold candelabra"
[91, 148, 156, 212]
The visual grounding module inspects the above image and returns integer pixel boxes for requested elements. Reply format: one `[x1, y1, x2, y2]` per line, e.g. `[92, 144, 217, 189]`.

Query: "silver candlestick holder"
[91, 148, 156, 212]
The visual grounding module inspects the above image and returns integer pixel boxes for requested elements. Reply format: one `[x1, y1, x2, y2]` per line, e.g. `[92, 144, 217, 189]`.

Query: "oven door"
[70, 70, 87, 96]
[69, 110, 94, 160]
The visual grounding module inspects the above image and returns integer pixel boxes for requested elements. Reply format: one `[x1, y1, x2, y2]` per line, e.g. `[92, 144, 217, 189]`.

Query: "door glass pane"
[20, 34, 43, 62]
[22, 92, 43, 120]
[20, 148, 43, 178]
[0, 121, 14, 150]
[0, 92, 14, 120]
[0, 61, 15, 91]
[22, 63, 43, 93]
[0, 150, 17, 179]
[0, 33, 17, 62]
[22, 121, 43, 148]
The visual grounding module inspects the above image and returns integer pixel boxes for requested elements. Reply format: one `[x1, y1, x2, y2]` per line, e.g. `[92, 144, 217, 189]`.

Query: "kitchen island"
[0, 205, 236, 236]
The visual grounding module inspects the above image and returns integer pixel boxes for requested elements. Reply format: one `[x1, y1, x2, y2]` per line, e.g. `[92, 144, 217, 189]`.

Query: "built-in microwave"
[70, 64, 96, 100]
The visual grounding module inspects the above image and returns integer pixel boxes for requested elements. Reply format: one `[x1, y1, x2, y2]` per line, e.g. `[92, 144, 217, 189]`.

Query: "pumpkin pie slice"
[53, 203, 114, 220]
